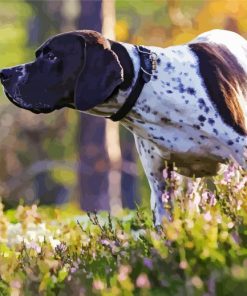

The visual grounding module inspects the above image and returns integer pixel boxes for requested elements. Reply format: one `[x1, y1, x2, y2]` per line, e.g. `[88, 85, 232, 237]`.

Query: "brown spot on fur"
[190, 42, 247, 135]
[75, 30, 110, 48]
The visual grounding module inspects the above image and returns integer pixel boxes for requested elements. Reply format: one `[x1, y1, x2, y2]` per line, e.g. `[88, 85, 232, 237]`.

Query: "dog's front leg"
[134, 135, 172, 225]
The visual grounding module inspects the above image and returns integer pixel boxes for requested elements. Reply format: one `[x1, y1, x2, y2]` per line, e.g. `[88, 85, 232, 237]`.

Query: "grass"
[0, 163, 247, 295]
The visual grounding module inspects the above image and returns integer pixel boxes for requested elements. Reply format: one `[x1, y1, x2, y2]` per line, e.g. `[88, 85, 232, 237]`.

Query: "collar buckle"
[136, 46, 157, 82]
[151, 52, 158, 71]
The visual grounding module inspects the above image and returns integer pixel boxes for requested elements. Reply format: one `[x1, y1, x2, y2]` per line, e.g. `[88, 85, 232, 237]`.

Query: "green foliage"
[0, 165, 246, 295]
[0, 1, 32, 70]
[0, 0, 79, 206]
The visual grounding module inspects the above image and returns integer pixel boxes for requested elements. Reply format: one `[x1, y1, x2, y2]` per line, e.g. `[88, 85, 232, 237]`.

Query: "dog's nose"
[0, 69, 12, 82]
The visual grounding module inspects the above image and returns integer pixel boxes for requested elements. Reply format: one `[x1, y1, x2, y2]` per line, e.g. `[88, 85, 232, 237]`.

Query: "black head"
[0, 30, 124, 114]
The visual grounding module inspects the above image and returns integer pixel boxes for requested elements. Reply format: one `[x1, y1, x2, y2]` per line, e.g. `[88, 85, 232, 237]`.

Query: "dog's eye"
[46, 52, 58, 62]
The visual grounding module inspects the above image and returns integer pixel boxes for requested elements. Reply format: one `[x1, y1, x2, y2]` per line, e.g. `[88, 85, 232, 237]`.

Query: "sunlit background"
[0, 0, 246, 214]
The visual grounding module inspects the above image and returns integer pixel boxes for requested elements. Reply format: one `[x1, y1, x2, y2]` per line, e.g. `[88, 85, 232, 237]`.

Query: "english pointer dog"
[1, 29, 247, 224]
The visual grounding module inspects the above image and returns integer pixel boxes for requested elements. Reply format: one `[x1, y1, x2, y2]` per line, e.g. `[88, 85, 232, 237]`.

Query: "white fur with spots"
[87, 29, 247, 224]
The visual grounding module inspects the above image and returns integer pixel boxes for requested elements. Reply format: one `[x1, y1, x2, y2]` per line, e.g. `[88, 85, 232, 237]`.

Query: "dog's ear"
[74, 35, 123, 111]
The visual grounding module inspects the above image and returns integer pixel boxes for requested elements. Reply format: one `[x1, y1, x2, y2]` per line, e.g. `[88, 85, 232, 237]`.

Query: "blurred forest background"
[0, 0, 246, 214]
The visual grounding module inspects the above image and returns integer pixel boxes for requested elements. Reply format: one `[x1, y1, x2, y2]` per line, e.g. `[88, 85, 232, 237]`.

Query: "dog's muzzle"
[0, 68, 12, 83]
[0, 66, 25, 83]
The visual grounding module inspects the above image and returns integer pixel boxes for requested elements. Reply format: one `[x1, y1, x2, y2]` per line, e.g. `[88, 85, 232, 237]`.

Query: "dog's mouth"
[4, 89, 75, 114]
[4, 89, 53, 114]
[4, 90, 26, 109]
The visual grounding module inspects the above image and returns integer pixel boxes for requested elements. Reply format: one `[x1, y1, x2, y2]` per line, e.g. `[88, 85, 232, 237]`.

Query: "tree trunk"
[25, 0, 68, 205]
[77, 0, 110, 211]
[120, 126, 138, 209]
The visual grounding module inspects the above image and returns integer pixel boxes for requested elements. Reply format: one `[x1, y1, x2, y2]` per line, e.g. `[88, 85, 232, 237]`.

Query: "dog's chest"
[123, 43, 247, 173]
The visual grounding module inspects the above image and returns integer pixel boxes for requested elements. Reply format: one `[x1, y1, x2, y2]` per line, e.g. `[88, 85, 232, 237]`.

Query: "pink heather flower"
[117, 231, 128, 241]
[136, 273, 151, 289]
[202, 191, 217, 206]
[208, 192, 217, 206]
[179, 260, 188, 269]
[101, 239, 110, 246]
[187, 179, 201, 197]
[216, 215, 222, 224]
[27, 241, 41, 253]
[231, 232, 240, 244]
[191, 276, 203, 289]
[55, 242, 67, 253]
[119, 265, 131, 275]
[222, 163, 236, 184]
[93, 279, 105, 290]
[118, 265, 132, 282]
[10, 280, 21, 289]
[143, 258, 153, 270]
[118, 272, 128, 282]
[235, 176, 247, 191]
[204, 211, 212, 222]
[188, 192, 201, 212]
[237, 200, 243, 211]
[186, 180, 195, 195]
[227, 222, 234, 229]
[170, 171, 179, 182]
[202, 191, 209, 203]
[161, 192, 170, 203]
[163, 168, 169, 179]
[71, 267, 77, 274]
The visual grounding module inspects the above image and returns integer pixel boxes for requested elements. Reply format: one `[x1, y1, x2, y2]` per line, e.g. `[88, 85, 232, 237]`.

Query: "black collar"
[109, 46, 157, 122]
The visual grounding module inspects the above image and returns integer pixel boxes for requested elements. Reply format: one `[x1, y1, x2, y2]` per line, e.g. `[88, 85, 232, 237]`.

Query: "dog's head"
[0, 30, 124, 113]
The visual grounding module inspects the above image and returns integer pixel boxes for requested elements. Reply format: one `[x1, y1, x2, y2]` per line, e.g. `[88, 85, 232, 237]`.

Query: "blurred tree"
[26, 0, 63, 45]
[24, 0, 70, 205]
[77, 0, 110, 211]
[103, 0, 122, 213]
[119, 127, 138, 209]
[103, 0, 138, 212]
[0, 0, 73, 206]
[77, 0, 139, 212]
